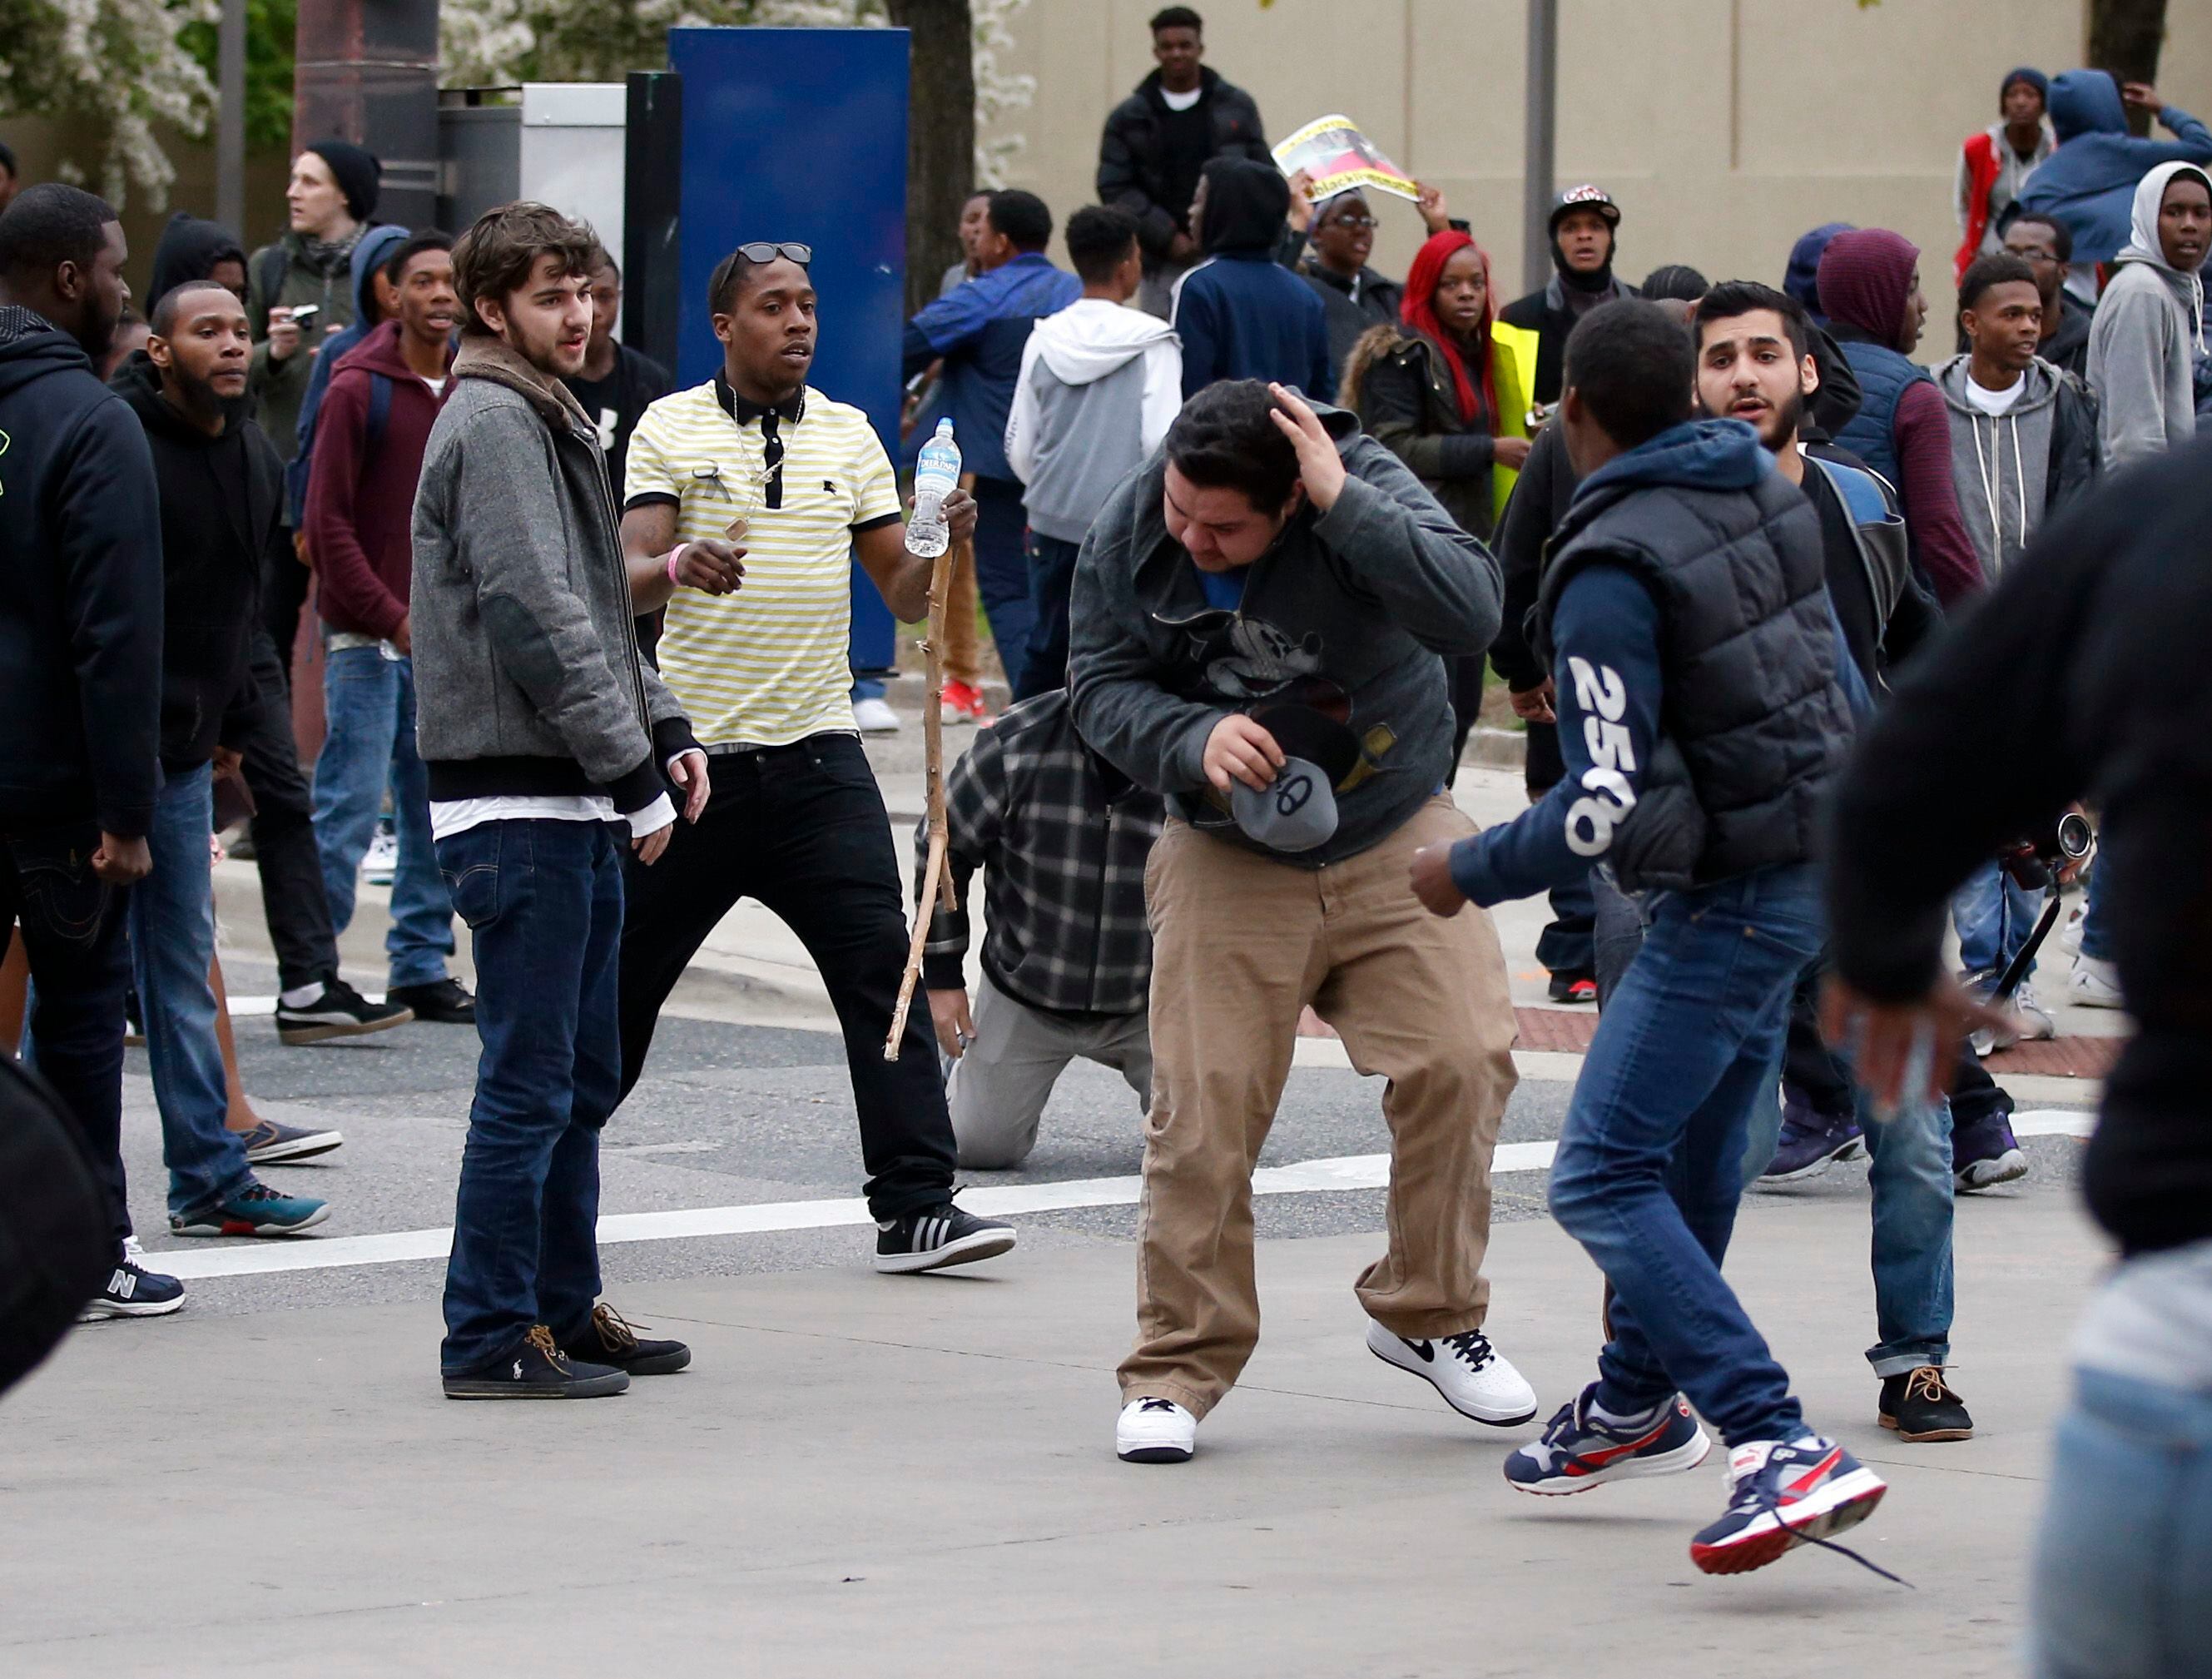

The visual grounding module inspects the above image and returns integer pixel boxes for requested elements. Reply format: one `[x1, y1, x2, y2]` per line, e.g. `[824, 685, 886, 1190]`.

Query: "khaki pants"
[1120, 797, 1519, 1419]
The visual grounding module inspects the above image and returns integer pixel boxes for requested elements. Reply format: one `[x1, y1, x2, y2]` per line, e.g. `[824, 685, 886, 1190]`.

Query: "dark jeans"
[1535, 869, 1596, 979]
[1548, 862, 1827, 1447]
[237, 628, 341, 991]
[971, 475, 1033, 698]
[1017, 529, 1081, 702]
[262, 542, 309, 688]
[1778, 964, 2016, 1152]
[436, 819, 622, 1374]
[1445, 654, 1485, 787]
[3, 820, 131, 1260]
[616, 733, 958, 1219]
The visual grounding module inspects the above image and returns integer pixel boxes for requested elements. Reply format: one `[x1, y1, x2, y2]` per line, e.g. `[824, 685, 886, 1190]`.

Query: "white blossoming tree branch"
[0, 0, 217, 208]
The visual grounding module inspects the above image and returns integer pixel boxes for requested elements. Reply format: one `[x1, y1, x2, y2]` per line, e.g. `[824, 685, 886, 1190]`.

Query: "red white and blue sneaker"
[1689, 1435, 1887, 1576]
[1503, 1383, 1711, 1495]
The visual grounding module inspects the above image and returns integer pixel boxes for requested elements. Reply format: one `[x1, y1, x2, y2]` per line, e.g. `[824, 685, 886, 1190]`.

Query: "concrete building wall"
[984, 0, 2212, 353]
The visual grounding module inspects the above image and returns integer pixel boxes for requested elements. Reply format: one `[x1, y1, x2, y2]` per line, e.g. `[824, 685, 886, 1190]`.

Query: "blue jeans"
[312, 644, 454, 989]
[128, 763, 254, 1219]
[1744, 1062, 1955, 1376]
[437, 819, 623, 1373]
[1548, 862, 1826, 1445]
[970, 474, 1033, 699]
[2078, 867, 2116, 962]
[1016, 529, 1081, 701]
[2030, 1367, 2212, 1678]
[1952, 859, 2040, 980]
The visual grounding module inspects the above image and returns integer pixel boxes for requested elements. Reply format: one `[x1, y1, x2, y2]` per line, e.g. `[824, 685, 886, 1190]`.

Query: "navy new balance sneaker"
[1689, 1436, 1887, 1576]
[77, 1259, 186, 1321]
[1504, 1384, 1711, 1495]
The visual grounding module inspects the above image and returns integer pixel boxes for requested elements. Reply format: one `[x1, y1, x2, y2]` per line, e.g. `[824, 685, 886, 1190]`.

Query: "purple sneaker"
[1952, 1110, 2028, 1193]
[1760, 1105, 1863, 1183]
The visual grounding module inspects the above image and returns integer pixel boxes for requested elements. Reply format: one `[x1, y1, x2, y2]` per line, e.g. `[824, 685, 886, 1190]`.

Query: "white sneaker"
[2060, 904, 2085, 953]
[1116, 1397, 1196, 1463]
[2011, 982, 2056, 1041]
[852, 696, 902, 734]
[360, 825, 398, 886]
[2067, 955, 2126, 1011]
[1366, 1319, 1538, 1425]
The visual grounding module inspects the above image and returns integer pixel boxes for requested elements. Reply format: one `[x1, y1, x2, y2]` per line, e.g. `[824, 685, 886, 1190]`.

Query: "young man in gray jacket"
[412, 202, 710, 1400]
[1004, 204, 1179, 699]
[2087, 161, 2210, 469]
[1071, 379, 1531, 1465]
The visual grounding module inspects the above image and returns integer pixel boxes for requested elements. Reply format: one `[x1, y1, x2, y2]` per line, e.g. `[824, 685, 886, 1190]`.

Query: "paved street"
[6, 709, 2114, 1676]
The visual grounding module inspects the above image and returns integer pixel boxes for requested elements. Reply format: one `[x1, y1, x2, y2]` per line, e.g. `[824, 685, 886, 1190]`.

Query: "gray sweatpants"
[946, 972, 1151, 1168]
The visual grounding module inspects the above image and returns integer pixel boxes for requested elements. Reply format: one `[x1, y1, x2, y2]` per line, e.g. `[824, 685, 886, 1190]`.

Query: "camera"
[1999, 811, 2093, 890]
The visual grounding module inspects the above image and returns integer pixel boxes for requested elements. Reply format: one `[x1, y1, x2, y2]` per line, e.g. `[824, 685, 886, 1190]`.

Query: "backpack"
[287, 365, 390, 531]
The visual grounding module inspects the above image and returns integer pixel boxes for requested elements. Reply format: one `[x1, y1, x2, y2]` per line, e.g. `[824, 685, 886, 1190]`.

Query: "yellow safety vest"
[1490, 320, 1540, 522]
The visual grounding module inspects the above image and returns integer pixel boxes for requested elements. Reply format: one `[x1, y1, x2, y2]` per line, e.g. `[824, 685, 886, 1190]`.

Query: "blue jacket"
[904, 252, 1079, 482]
[285, 223, 409, 524]
[1828, 332, 1927, 489]
[1174, 252, 1332, 401]
[2016, 72, 2212, 267]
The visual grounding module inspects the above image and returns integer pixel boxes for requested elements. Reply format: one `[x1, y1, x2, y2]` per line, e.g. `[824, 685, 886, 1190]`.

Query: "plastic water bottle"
[908, 418, 960, 558]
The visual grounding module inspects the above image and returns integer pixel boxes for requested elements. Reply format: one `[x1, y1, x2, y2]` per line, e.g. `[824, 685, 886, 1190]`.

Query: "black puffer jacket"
[1097, 67, 1269, 261]
[1342, 324, 1499, 540]
[1535, 422, 1853, 887]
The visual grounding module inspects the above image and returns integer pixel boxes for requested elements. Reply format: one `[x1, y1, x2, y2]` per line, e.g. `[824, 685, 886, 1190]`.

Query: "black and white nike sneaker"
[1367, 1318, 1539, 1424]
[873, 1202, 1017, 1274]
[275, 978, 414, 1046]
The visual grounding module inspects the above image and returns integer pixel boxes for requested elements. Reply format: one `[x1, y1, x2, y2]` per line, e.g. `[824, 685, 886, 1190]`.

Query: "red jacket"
[1955, 131, 2002, 285]
[304, 319, 454, 639]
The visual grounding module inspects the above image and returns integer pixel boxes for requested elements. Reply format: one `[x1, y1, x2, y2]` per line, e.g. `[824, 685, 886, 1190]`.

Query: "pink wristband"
[665, 546, 683, 586]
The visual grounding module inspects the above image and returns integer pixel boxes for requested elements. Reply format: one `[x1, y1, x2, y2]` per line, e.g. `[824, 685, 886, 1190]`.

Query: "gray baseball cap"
[1230, 705, 1361, 854]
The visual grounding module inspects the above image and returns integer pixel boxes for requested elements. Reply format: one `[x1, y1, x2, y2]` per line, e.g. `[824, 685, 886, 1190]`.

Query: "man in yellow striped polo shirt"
[614, 241, 1018, 1275]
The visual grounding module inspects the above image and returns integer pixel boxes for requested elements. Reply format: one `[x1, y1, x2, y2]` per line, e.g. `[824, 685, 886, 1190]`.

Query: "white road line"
[140, 1112, 2095, 1283]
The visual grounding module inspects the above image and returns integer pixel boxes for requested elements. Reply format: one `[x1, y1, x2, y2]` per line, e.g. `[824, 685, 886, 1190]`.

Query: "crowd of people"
[1, 4, 2206, 1654]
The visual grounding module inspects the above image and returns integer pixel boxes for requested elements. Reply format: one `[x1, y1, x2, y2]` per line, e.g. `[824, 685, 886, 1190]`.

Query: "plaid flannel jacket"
[915, 690, 1164, 1016]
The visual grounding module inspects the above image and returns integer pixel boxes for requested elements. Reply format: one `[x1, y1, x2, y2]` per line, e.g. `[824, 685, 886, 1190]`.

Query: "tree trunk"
[886, 0, 975, 316]
[2089, 0, 2167, 136]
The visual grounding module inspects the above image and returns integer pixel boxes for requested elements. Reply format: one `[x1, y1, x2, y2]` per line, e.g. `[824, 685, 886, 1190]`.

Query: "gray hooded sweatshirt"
[2087, 159, 2210, 469]
[1004, 298, 1182, 543]
[1067, 394, 1499, 866]
[1935, 354, 2097, 579]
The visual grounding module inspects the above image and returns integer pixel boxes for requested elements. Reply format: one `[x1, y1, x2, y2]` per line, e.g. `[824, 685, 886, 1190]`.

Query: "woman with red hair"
[1341, 228, 1537, 543]
[1342, 228, 1539, 777]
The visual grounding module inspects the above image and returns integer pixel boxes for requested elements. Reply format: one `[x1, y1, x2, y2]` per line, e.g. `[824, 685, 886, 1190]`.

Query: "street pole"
[216, 0, 246, 236]
[1522, 0, 1558, 297]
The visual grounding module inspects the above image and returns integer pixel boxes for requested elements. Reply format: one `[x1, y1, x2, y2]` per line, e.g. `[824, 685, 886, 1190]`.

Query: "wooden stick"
[885, 531, 963, 1059]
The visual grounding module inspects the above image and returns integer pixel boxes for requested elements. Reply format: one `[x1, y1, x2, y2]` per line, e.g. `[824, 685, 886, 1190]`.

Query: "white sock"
[279, 982, 327, 1010]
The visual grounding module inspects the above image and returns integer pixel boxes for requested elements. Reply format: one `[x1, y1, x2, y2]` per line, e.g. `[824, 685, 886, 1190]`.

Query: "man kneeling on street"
[920, 688, 1165, 1169]
[412, 202, 709, 1398]
[1071, 378, 1531, 1466]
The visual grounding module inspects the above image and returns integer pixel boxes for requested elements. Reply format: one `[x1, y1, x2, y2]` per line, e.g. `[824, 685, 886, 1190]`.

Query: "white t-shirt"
[1160, 84, 1203, 112]
[1962, 375, 2025, 416]
[429, 791, 674, 843]
[423, 375, 448, 398]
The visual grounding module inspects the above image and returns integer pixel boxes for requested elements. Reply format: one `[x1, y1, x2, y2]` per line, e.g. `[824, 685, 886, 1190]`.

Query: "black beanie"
[304, 139, 381, 223]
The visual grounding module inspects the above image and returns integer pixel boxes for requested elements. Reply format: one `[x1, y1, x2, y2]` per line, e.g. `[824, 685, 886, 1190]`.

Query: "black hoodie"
[0, 305, 163, 837]
[147, 212, 246, 315]
[110, 351, 282, 772]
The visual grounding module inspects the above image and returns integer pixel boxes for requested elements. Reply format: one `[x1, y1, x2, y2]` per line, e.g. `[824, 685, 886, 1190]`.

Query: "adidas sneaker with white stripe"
[873, 1202, 1017, 1274]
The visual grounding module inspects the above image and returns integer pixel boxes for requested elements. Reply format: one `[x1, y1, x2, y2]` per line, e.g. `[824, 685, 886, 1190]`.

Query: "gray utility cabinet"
[439, 83, 627, 326]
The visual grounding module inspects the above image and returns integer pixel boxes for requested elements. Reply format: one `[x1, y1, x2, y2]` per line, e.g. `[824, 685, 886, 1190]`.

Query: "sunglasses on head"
[735, 241, 813, 266]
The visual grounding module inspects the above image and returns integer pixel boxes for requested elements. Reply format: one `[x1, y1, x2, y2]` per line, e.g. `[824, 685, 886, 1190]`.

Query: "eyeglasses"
[1325, 215, 1379, 231]
[734, 241, 813, 266]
